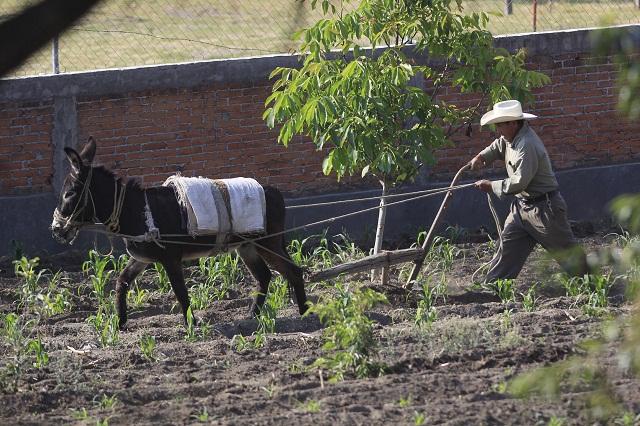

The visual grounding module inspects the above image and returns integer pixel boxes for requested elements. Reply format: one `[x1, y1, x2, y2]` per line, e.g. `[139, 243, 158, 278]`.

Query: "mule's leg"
[256, 239, 308, 315]
[237, 244, 272, 317]
[161, 258, 191, 324]
[115, 258, 148, 330]
[261, 186, 308, 315]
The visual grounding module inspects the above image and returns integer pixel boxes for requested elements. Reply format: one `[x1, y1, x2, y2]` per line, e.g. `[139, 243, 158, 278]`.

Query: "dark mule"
[51, 137, 308, 329]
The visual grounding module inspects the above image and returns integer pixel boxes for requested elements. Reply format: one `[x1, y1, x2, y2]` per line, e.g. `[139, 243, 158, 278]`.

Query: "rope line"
[471, 193, 504, 283]
[78, 181, 476, 268]
[286, 183, 475, 210]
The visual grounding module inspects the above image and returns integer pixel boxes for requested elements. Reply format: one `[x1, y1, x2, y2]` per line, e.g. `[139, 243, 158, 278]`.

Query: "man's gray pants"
[485, 192, 588, 283]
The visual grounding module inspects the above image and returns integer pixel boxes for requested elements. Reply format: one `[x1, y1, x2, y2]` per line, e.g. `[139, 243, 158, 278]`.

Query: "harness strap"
[143, 191, 164, 247]
[104, 179, 126, 233]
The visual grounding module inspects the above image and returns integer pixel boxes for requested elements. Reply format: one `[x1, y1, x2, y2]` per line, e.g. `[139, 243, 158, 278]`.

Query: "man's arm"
[470, 138, 503, 170]
[489, 143, 538, 198]
[469, 153, 486, 170]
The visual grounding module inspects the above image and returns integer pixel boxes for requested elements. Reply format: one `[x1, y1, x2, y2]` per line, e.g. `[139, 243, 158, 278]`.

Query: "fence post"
[504, 0, 512, 15]
[532, 0, 538, 32]
[52, 35, 60, 74]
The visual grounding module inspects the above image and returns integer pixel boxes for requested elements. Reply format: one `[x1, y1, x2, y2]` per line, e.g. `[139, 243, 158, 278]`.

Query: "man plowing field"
[470, 100, 590, 283]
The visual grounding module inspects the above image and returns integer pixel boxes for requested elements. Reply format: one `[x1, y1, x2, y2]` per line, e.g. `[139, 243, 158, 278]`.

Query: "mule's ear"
[79, 136, 96, 164]
[64, 147, 83, 172]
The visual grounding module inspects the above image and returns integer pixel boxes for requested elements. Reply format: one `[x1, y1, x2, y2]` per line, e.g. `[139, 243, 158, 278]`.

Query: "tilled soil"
[0, 234, 638, 425]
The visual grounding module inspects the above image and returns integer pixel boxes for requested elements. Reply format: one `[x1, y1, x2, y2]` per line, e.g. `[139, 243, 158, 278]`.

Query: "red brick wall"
[431, 53, 639, 179]
[0, 101, 53, 195]
[74, 84, 332, 194]
[1, 51, 638, 197]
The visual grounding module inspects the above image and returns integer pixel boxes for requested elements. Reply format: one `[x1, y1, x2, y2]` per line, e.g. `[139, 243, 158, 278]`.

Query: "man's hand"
[474, 179, 492, 193]
[469, 154, 486, 170]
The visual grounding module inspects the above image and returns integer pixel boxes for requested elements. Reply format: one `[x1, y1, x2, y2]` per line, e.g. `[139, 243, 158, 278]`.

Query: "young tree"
[264, 0, 549, 281]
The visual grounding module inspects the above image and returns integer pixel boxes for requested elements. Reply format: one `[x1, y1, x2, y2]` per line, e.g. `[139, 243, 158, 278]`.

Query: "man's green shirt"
[479, 122, 558, 199]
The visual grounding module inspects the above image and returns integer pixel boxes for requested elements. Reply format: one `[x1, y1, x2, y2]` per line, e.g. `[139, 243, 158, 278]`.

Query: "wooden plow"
[306, 164, 471, 287]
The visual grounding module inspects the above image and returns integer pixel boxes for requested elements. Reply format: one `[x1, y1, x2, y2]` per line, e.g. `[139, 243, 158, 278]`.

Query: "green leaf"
[322, 152, 334, 175]
[264, 108, 276, 129]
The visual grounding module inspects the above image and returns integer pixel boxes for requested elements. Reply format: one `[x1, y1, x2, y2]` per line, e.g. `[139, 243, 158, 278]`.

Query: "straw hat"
[480, 100, 537, 126]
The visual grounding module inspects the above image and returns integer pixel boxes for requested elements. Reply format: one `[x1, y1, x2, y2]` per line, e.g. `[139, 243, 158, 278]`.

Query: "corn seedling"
[614, 411, 640, 426]
[584, 274, 615, 309]
[413, 411, 426, 425]
[0, 313, 49, 392]
[261, 383, 277, 399]
[94, 393, 118, 410]
[425, 236, 462, 272]
[71, 408, 89, 420]
[83, 250, 114, 306]
[196, 253, 244, 299]
[153, 262, 171, 293]
[287, 236, 313, 268]
[139, 334, 157, 362]
[605, 228, 639, 248]
[557, 273, 615, 314]
[189, 254, 244, 309]
[620, 264, 640, 301]
[474, 236, 499, 260]
[547, 417, 565, 426]
[492, 381, 509, 394]
[188, 280, 214, 311]
[300, 399, 321, 413]
[500, 308, 514, 331]
[38, 272, 73, 317]
[415, 282, 437, 327]
[520, 285, 539, 312]
[398, 395, 413, 408]
[557, 273, 586, 297]
[185, 307, 211, 342]
[486, 278, 515, 304]
[308, 283, 388, 381]
[232, 277, 289, 350]
[287, 231, 335, 271]
[332, 233, 366, 265]
[28, 339, 49, 368]
[310, 230, 334, 269]
[127, 284, 148, 309]
[113, 253, 130, 274]
[13, 256, 45, 305]
[230, 334, 252, 352]
[86, 303, 120, 347]
[191, 407, 209, 422]
[14, 258, 72, 317]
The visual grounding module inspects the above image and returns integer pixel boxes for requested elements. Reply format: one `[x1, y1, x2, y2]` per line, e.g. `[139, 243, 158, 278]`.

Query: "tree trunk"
[504, 0, 512, 15]
[371, 179, 389, 284]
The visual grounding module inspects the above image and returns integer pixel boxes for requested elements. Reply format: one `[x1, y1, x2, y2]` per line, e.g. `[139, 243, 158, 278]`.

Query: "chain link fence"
[2, 0, 639, 77]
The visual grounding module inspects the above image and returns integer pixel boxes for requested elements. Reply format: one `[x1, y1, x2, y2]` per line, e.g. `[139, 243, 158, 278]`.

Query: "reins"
[104, 181, 127, 234]
[73, 181, 478, 269]
[58, 165, 505, 280]
[54, 166, 127, 245]
[52, 167, 94, 241]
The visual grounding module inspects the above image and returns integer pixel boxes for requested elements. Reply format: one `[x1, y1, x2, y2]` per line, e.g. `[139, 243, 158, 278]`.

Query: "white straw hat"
[480, 100, 537, 126]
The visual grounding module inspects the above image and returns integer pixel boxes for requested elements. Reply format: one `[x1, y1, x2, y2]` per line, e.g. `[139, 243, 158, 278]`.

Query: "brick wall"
[431, 52, 639, 179]
[0, 101, 53, 195]
[1, 27, 639, 198]
[74, 85, 332, 193]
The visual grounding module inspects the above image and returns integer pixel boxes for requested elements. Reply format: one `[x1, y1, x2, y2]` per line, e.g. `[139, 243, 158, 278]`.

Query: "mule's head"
[51, 137, 97, 244]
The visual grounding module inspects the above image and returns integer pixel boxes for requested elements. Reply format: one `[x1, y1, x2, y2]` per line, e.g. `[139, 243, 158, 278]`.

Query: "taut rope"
[75, 181, 477, 269]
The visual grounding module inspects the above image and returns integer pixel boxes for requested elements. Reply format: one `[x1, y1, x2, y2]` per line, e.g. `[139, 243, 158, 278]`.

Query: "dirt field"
[0, 231, 638, 425]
